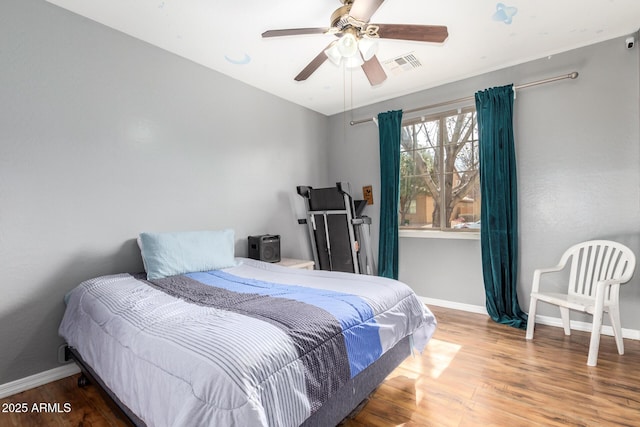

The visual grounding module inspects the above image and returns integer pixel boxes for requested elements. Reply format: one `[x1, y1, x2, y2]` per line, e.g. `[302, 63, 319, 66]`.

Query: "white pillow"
[139, 229, 236, 280]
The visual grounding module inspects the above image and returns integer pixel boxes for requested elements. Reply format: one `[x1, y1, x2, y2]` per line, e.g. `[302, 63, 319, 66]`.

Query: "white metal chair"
[525, 240, 636, 366]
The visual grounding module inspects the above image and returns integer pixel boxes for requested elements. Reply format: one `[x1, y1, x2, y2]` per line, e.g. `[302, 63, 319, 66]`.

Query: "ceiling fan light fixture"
[324, 43, 343, 66]
[337, 31, 359, 57]
[358, 37, 378, 61]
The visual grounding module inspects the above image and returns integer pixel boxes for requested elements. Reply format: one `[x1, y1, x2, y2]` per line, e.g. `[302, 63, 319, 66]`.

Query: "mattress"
[59, 258, 436, 427]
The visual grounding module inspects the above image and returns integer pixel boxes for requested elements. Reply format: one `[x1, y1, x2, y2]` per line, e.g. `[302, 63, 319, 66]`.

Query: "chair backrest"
[561, 240, 636, 302]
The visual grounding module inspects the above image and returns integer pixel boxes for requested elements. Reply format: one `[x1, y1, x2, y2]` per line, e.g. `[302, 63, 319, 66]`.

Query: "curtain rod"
[349, 71, 579, 126]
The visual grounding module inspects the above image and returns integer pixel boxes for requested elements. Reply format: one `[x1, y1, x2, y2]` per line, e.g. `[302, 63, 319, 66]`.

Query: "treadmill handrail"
[306, 209, 351, 216]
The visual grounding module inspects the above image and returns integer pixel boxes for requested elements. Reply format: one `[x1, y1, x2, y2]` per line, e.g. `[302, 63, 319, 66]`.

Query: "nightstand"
[276, 258, 315, 270]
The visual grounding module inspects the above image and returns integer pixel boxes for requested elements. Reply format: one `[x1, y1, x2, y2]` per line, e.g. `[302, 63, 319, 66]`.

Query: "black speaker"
[248, 235, 281, 263]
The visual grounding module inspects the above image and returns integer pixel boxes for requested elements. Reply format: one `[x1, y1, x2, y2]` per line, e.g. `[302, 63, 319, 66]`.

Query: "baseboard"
[421, 296, 640, 340]
[532, 314, 640, 340]
[420, 296, 489, 315]
[0, 363, 80, 399]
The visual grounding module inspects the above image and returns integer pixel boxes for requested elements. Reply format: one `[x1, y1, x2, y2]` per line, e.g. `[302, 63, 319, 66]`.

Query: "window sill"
[399, 229, 480, 240]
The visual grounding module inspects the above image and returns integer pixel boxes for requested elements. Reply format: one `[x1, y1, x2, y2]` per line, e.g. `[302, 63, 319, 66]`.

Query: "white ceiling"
[46, 0, 640, 116]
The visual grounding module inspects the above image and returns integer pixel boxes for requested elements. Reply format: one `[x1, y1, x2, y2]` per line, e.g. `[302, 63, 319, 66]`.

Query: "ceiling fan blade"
[374, 24, 449, 43]
[349, 0, 385, 23]
[294, 43, 334, 81]
[262, 28, 330, 38]
[361, 55, 387, 86]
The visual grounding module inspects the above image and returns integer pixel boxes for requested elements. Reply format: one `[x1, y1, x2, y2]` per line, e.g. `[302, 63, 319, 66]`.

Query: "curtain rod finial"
[569, 71, 579, 79]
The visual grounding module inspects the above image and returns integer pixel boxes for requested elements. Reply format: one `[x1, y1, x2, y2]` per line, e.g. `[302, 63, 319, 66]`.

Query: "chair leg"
[525, 296, 537, 340]
[587, 310, 604, 366]
[559, 307, 571, 335]
[608, 306, 625, 355]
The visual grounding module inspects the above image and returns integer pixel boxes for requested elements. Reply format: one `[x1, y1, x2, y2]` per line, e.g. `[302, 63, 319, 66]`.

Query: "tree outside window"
[399, 107, 480, 231]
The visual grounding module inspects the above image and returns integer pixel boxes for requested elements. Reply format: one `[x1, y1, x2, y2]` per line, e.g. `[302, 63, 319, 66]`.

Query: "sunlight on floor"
[423, 338, 461, 379]
[378, 337, 463, 411]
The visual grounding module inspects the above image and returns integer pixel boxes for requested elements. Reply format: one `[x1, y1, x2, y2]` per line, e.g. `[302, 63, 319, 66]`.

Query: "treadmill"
[297, 182, 376, 275]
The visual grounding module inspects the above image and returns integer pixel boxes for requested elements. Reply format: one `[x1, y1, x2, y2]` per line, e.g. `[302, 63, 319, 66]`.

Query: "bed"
[59, 230, 436, 427]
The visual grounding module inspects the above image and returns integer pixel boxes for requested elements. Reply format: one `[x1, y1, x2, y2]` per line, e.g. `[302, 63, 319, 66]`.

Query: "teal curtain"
[377, 110, 403, 279]
[475, 85, 528, 329]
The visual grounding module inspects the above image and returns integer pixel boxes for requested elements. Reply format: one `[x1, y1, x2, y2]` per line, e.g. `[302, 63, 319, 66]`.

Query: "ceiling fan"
[261, 0, 448, 86]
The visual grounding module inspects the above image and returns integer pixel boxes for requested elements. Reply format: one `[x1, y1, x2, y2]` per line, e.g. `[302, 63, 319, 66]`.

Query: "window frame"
[398, 106, 480, 236]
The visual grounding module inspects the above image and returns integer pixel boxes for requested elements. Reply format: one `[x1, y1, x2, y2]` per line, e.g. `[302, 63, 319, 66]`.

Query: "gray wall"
[0, 0, 328, 384]
[328, 36, 640, 325]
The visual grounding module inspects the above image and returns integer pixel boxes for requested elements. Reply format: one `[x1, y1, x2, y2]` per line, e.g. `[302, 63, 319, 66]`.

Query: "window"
[399, 107, 480, 231]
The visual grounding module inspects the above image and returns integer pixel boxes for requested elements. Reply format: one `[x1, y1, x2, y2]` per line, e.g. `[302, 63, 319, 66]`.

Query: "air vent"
[383, 53, 422, 76]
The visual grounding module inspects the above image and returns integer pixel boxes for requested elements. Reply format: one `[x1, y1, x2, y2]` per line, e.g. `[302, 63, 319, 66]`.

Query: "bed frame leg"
[77, 373, 90, 388]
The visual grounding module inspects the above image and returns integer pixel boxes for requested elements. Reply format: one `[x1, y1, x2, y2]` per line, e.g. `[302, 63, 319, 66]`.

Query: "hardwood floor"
[2, 305, 639, 426]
